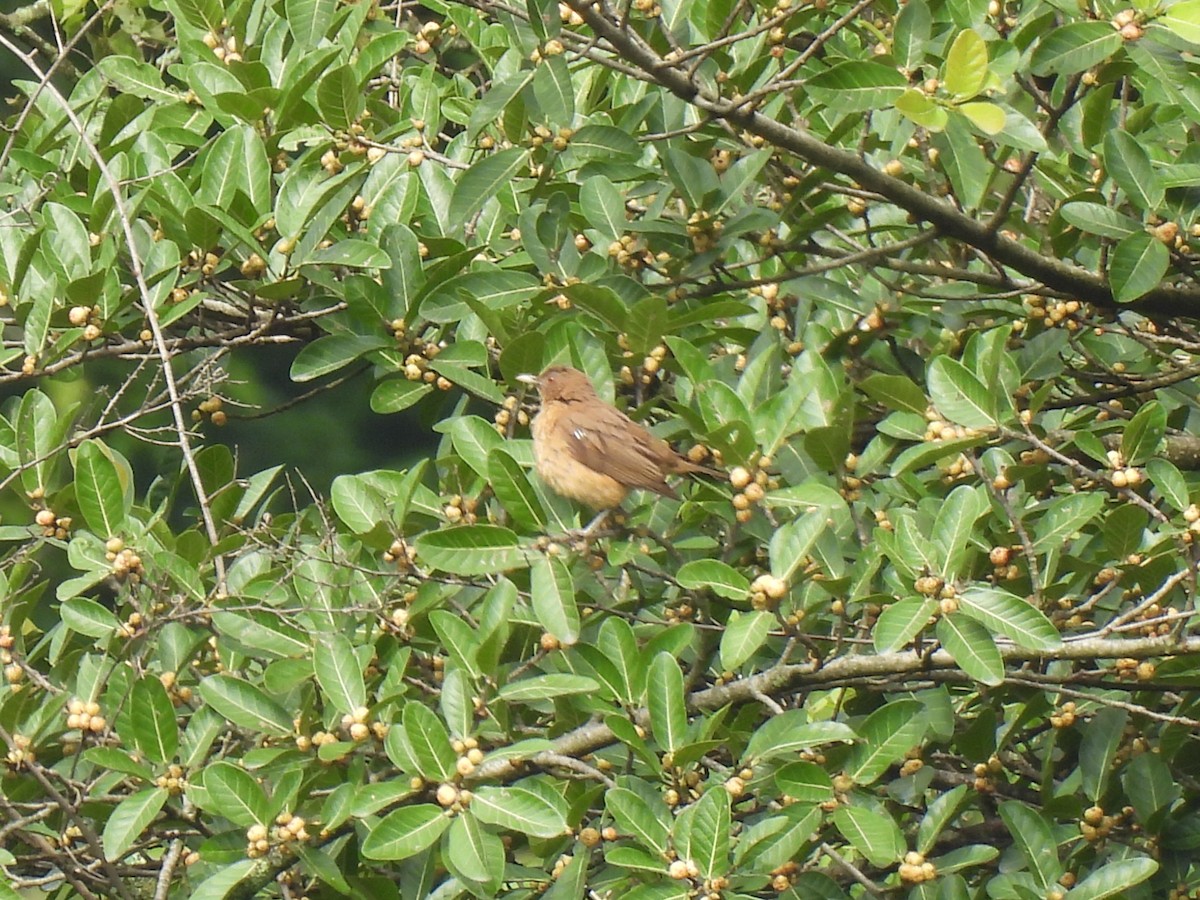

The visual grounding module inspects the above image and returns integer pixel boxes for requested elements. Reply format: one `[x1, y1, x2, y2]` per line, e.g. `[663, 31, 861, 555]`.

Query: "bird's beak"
[516, 373, 539, 386]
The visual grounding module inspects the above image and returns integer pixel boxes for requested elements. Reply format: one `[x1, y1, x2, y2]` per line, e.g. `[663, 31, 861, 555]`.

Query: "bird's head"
[517, 365, 598, 403]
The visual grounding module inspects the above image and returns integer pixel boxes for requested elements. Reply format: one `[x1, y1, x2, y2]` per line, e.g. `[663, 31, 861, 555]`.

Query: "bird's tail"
[675, 458, 725, 480]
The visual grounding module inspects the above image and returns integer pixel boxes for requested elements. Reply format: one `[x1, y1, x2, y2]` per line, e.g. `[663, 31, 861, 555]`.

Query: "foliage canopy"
[1, 0, 1200, 896]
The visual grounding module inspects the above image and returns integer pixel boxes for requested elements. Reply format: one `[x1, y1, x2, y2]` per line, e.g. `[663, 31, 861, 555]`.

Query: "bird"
[517, 365, 722, 521]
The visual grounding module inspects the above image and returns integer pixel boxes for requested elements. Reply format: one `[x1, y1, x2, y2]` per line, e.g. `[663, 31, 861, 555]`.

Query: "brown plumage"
[517, 365, 722, 510]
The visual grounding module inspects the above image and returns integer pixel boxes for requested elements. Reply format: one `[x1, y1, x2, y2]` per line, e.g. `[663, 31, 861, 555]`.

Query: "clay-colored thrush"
[518, 365, 721, 511]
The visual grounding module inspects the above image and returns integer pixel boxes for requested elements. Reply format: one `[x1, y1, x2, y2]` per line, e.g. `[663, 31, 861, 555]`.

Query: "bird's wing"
[559, 404, 679, 497]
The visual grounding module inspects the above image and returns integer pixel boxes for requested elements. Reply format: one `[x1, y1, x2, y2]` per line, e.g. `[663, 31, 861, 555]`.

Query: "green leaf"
[167, 0, 222, 31]
[932, 484, 985, 579]
[1162, 0, 1200, 43]
[998, 801, 1062, 889]
[449, 415, 505, 480]
[937, 614, 1004, 686]
[895, 89, 949, 130]
[285, 0, 337, 48]
[488, 449, 547, 532]
[83, 747, 154, 782]
[198, 126, 271, 211]
[916, 785, 969, 854]
[430, 611, 481, 679]
[1146, 458, 1189, 510]
[471, 784, 569, 838]
[212, 609, 310, 659]
[944, 30, 988, 98]
[429, 360, 507, 404]
[932, 114, 988, 210]
[199, 674, 294, 737]
[714, 148, 773, 215]
[371, 379, 432, 413]
[770, 510, 825, 582]
[927, 356, 995, 428]
[467, 69, 534, 140]
[1060, 202, 1140, 239]
[103, 788, 168, 862]
[832, 805, 905, 867]
[61, 597, 119, 638]
[403, 702, 456, 781]
[860, 373, 928, 416]
[74, 439, 129, 537]
[648, 652, 688, 755]
[774, 761, 834, 804]
[445, 811, 505, 891]
[1121, 400, 1166, 465]
[606, 787, 669, 854]
[894, 0, 931, 69]
[316, 65, 363, 132]
[808, 61, 907, 112]
[303, 240, 392, 269]
[440, 670, 473, 744]
[293, 845, 352, 894]
[274, 158, 356, 238]
[498, 673, 600, 701]
[574, 645, 623, 701]
[189, 860, 255, 900]
[564, 124, 641, 161]
[661, 146, 720, 210]
[203, 760, 271, 826]
[290, 334, 388, 382]
[17, 388, 58, 492]
[449, 148, 529, 232]
[598, 617, 643, 705]
[1103, 131, 1164, 212]
[1123, 751, 1179, 823]
[680, 787, 730, 879]
[130, 676, 179, 764]
[935, 844, 1000, 874]
[845, 699, 926, 784]
[531, 55, 573, 126]
[874, 597, 937, 653]
[362, 805, 450, 860]
[959, 101, 1005, 134]
[330, 473, 388, 533]
[1068, 858, 1159, 900]
[415, 525, 532, 576]
[958, 586, 1063, 651]
[625, 295, 669, 358]
[719, 610, 774, 671]
[677, 560, 750, 601]
[379, 223, 424, 321]
[541, 850, 586, 900]
[530, 555, 579, 645]
[1103, 504, 1147, 559]
[560, 282, 628, 332]
[736, 806, 822, 873]
[97, 56, 180, 103]
[1080, 708, 1126, 802]
[579, 175, 628, 242]
[745, 710, 857, 764]
[1032, 492, 1105, 551]
[1031, 22, 1122, 76]
[314, 633, 366, 716]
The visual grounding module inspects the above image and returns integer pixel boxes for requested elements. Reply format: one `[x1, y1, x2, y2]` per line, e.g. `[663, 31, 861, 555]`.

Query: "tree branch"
[563, 0, 1199, 317]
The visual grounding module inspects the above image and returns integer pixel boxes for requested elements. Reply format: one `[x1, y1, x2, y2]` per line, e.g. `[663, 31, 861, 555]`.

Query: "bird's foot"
[584, 508, 613, 534]
[560, 509, 623, 544]
[570, 509, 612, 541]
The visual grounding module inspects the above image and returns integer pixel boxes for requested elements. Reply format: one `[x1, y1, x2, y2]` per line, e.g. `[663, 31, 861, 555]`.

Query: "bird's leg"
[579, 508, 614, 538]
[564, 509, 628, 543]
